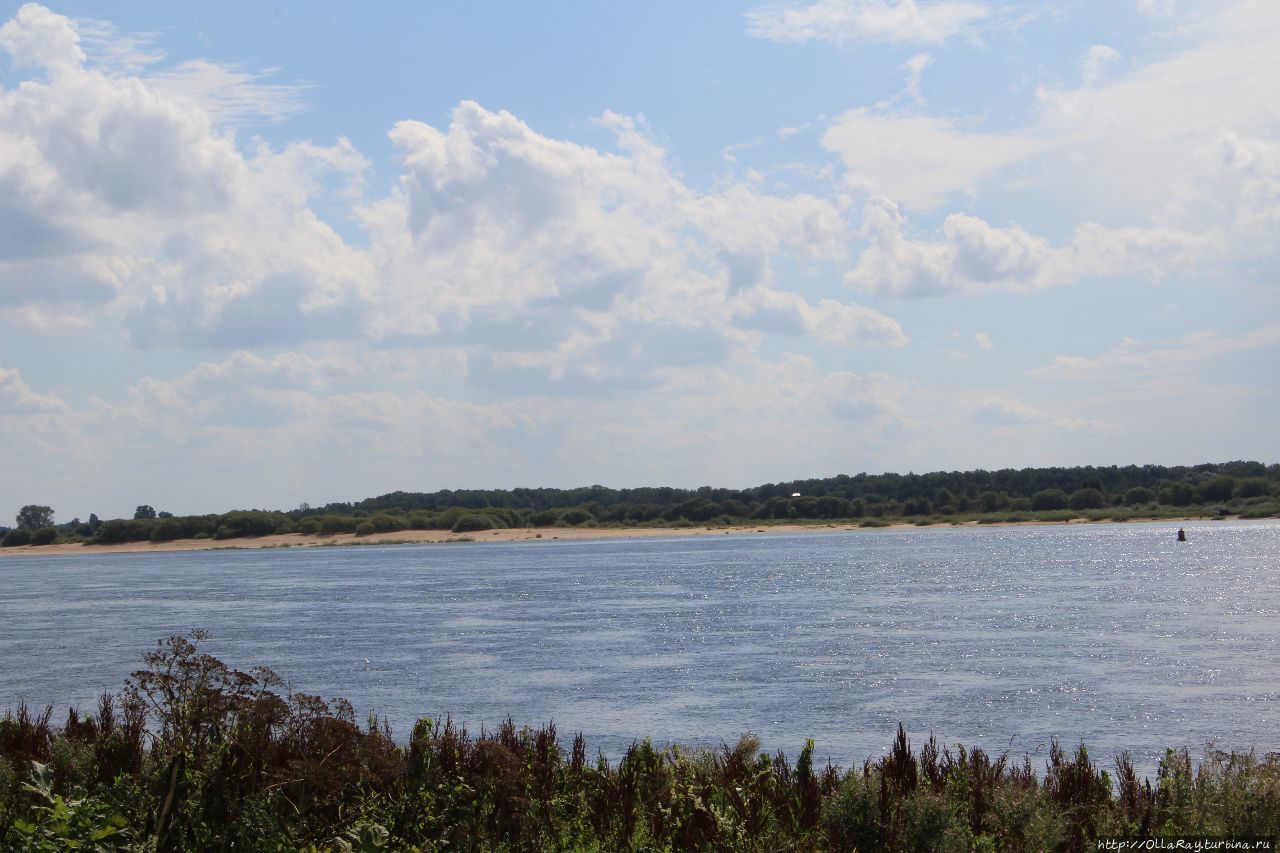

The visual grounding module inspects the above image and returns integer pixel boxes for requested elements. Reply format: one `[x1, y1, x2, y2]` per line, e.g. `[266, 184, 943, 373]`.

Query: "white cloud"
[0, 2, 84, 73]
[0, 5, 903, 405]
[745, 0, 991, 46]
[357, 100, 883, 388]
[0, 366, 67, 414]
[1080, 44, 1119, 87]
[817, 0, 1280, 260]
[0, 6, 376, 348]
[821, 110, 1040, 211]
[148, 59, 310, 125]
[1182, 129, 1280, 240]
[901, 51, 933, 102]
[1031, 325, 1280, 382]
[970, 394, 1103, 431]
[732, 286, 907, 346]
[975, 331, 992, 349]
[74, 17, 164, 74]
[846, 196, 1218, 298]
[1032, 2, 1280, 212]
[1135, 0, 1175, 17]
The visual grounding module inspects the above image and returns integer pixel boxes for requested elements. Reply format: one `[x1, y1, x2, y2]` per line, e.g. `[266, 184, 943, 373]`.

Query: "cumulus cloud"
[0, 2, 84, 72]
[745, 0, 991, 46]
[357, 100, 877, 390]
[1, 5, 901, 404]
[1033, 2, 1280, 212]
[1183, 129, 1280, 239]
[0, 7, 372, 348]
[816, 0, 1280, 257]
[732, 286, 907, 346]
[845, 196, 1218, 298]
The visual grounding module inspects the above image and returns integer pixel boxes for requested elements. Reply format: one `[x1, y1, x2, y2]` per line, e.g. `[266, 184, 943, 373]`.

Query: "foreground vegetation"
[4, 460, 1280, 549]
[2, 634, 1278, 850]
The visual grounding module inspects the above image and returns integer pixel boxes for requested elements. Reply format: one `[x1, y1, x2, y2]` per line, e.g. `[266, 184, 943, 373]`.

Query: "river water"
[3, 520, 1279, 776]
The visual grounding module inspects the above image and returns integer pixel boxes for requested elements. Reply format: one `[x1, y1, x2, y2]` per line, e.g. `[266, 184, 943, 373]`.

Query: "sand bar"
[0, 516, 1226, 557]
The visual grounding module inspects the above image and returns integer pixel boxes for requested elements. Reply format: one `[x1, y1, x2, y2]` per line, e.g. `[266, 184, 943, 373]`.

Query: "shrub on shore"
[1, 528, 31, 547]
[3, 634, 1277, 850]
[28, 527, 57, 546]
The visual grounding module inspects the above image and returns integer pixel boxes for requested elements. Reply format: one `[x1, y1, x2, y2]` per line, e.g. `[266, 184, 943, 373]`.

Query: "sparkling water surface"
[3, 520, 1279, 776]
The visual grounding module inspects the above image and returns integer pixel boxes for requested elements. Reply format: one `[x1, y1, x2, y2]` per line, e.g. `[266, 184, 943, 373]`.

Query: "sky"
[1, 0, 1277, 521]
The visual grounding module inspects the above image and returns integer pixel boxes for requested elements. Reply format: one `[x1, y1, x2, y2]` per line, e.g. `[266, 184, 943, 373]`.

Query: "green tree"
[977, 491, 1008, 512]
[1031, 489, 1069, 511]
[1124, 487, 1155, 505]
[1196, 476, 1235, 503]
[2, 528, 32, 547]
[30, 527, 57, 545]
[1159, 483, 1194, 506]
[1235, 479, 1270, 499]
[16, 504, 54, 529]
[1068, 488, 1104, 510]
[134, 505, 157, 520]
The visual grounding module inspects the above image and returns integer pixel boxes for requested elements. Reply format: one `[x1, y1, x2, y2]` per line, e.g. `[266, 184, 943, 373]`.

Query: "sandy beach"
[0, 523, 880, 556]
[0, 515, 1222, 557]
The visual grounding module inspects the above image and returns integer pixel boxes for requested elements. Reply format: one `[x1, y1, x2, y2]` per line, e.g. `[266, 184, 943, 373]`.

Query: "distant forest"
[4, 460, 1279, 547]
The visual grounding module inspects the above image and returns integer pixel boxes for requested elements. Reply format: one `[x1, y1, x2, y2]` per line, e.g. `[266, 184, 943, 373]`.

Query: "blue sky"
[1, 0, 1277, 521]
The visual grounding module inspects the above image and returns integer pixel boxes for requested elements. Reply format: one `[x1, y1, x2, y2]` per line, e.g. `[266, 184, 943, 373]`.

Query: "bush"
[1159, 483, 1195, 506]
[6, 633, 1280, 852]
[213, 510, 287, 539]
[529, 509, 560, 527]
[150, 518, 189, 543]
[2, 528, 32, 547]
[366, 514, 406, 534]
[559, 508, 596, 526]
[30, 527, 57, 546]
[451, 514, 493, 533]
[354, 521, 377, 537]
[1239, 503, 1280, 519]
[95, 519, 153, 544]
[1197, 476, 1236, 503]
[317, 515, 358, 535]
[1124, 487, 1155, 505]
[1235, 479, 1271, 499]
[902, 497, 933, 516]
[405, 511, 440, 530]
[1031, 489, 1069, 511]
[1068, 488, 1104, 510]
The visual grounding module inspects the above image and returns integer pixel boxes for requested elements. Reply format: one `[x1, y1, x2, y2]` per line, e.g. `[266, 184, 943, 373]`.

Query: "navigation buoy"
[1176, 527, 1187, 542]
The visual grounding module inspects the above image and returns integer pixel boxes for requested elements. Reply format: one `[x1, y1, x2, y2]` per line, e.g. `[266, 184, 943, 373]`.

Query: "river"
[3, 520, 1278, 776]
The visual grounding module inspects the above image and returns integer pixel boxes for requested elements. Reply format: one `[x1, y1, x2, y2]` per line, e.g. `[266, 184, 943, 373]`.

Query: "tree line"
[3, 460, 1278, 547]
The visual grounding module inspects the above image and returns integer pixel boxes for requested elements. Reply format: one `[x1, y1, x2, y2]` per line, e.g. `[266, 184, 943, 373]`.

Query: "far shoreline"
[0, 514, 1242, 557]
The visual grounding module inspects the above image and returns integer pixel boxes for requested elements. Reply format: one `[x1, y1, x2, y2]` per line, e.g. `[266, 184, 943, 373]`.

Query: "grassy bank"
[2, 634, 1277, 850]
